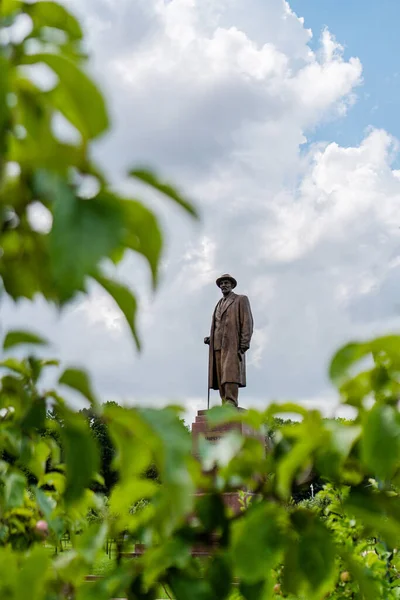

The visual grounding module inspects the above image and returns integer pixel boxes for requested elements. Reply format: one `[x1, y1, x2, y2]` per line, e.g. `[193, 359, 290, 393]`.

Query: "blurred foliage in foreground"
[2, 2, 400, 599]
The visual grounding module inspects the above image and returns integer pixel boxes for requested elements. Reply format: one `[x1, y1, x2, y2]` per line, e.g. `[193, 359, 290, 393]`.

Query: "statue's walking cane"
[207, 384, 210, 410]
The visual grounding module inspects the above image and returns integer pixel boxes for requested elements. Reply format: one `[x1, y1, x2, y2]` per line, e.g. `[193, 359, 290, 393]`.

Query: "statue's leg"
[223, 383, 238, 407]
[214, 350, 224, 403]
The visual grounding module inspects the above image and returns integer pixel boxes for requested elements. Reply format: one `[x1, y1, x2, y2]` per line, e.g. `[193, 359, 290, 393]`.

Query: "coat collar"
[219, 292, 237, 316]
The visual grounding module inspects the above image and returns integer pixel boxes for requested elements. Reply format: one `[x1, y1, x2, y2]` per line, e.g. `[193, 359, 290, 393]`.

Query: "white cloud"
[5, 0, 400, 418]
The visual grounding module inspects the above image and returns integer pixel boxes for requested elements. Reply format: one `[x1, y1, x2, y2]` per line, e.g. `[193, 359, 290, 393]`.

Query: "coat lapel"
[220, 292, 237, 316]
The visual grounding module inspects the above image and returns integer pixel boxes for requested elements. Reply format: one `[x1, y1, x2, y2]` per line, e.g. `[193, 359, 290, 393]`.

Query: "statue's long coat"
[208, 293, 254, 389]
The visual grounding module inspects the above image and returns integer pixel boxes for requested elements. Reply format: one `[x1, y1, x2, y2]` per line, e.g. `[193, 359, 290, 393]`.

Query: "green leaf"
[93, 274, 140, 350]
[344, 488, 400, 547]
[36, 172, 123, 300]
[277, 412, 325, 499]
[0, 358, 30, 377]
[15, 546, 51, 600]
[3, 330, 49, 351]
[21, 53, 108, 139]
[142, 538, 191, 589]
[0, 0, 20, 19]
[4, 472, 26, 510]
[168, 572, 213, 600]
[21, 396, 47, 431]
[59, 367, 98, 406]
[282, 510, 336, 599]
[0, 57, 10, 156]
[208, 554, 232, 600]
[109, 478, 157, 523]
[28, 1, 83, 40]
[130, 168, 199, 218]
[119, 197, 163, 286]
[337, 548, 381, 600]
[60, 410, 99, 504]
[361, 404, 400, 481]
[239, 581, 267, 600]
[35, 487, 56, 520]
[231, 503, 286, 583]
[76, 522, 108, 563]
[329, 341, 371, 387]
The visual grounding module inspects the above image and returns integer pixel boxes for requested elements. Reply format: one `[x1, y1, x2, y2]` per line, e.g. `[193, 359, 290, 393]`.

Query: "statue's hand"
[204, 337, 210, 345]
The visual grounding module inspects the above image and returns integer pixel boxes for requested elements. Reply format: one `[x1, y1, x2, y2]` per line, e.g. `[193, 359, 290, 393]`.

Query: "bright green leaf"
[231, 503, 286, 583]
[21, 53, 108, 139]
[361, 404, 400, 481]
[119, 197, 163, 286]
[35, 487, 56, 520]
[59, 367, 98, 406]
[60, 410, 99, 504]
[344, 488, 400, 547]
[76, 522, 108, 563]
[3, 329, 48, 351]
[130, 168, 198, 218]
[36, 172, 123, 300]
[93, 274, 140, 350]
[28, 1, 82, 40]
[0, 358, 30, 377]
[329, 341, 371, 387]
[109, 478, 157, 524]
[4, 472, 26, 510]
[15, 546, 51, 600]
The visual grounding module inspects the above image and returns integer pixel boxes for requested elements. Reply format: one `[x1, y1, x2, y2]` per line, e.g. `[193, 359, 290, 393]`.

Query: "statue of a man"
[204, 274, 254, 407]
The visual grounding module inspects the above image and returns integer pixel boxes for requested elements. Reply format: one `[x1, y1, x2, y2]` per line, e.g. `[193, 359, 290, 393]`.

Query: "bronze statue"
[204, 274, 254, 407]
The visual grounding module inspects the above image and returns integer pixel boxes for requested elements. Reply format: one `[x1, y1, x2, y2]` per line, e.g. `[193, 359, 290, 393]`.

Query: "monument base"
[191, 408, 265, 459]
[130, 409, 266, 558]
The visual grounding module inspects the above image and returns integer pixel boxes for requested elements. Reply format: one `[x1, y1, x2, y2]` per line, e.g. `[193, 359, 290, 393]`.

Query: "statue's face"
[219, 279, 233, 294]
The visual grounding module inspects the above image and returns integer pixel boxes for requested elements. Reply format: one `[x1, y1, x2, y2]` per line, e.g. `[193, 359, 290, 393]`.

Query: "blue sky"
[291, 0, 400, 153]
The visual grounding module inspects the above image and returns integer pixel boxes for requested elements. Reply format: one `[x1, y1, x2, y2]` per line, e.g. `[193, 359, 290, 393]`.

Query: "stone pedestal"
[131, 410, 266, 558]
[192, 408, 264, 457]
[191, 409, 265, 514]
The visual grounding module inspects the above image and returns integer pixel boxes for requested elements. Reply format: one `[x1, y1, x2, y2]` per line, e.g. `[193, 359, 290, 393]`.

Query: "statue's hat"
[216, 274, 237, 289]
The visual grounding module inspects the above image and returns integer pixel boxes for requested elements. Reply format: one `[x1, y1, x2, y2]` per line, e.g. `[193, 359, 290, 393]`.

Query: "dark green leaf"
[329, 341, 370, 387]
[3, 330, 49, 351]
[61, 410, 99, 503]
[282, 510, 336, 599]
[130, 169, 198, 218]
[361, 404, 400, 480]
[93, 274, 140, 350]
[239, 581, 267, 600]
[21, 53, 108, 139]
[28, 1, 83, 40]
[208, 554, 232, 600]
[231, 503, 286, 583]
[4, 472, 26, 510]
[21, 397, 47, 431]
[59, 367, 98, 406]
[195, 493, 226, 532]
[168, 571, 212, 600]
[142, 538, 191, 589]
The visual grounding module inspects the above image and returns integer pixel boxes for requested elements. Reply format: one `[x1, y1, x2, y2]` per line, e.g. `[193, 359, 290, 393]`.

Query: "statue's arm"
[239, 296, 254, 352]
